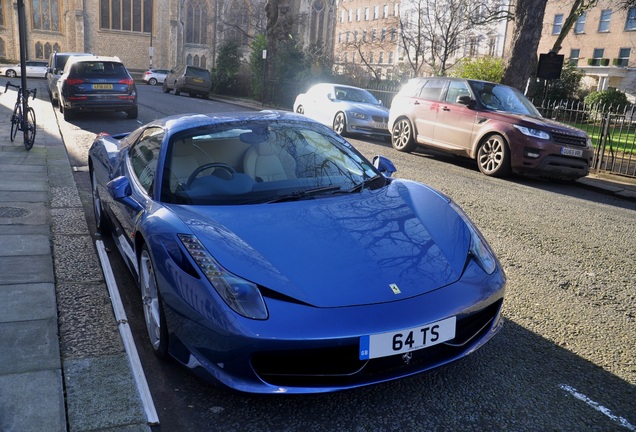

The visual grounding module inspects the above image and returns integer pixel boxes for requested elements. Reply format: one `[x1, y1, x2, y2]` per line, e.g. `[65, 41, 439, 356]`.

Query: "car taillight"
[144, 71, 150, 76]
[118, 78, 134, 85]
[66, 78, 84, 85]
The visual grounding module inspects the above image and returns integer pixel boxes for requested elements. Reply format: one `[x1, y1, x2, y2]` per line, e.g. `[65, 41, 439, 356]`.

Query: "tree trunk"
[501, 0, 548, 93]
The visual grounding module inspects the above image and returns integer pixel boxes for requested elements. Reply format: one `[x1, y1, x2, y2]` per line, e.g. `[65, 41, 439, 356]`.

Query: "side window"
[130, 127, 164, 195]
[445, 81, 471, 103]
[418, 79, 445, 101]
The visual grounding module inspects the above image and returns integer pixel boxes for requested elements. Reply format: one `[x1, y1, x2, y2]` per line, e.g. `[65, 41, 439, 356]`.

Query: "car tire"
[333, 112, 347, 136]
[391, 118, 417, 152]
[126, 106, 139, 119]
[148, 78, 157, 85]
[63, 106, 74, 121]
[175, 88, 181, 96]
[90, 167, 109, 234]
[203, 92, 210, 99]
[6, 70, 16, 78]
[477, 133, 511, 177]
[162, 83, 170, 93]
[139, 245, 169, 358]
[295, 105, 304, 115]
[189, 92, 196, 98]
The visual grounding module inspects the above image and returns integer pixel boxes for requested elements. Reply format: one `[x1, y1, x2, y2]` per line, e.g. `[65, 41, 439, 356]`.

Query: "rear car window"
[71, 61, 129, 78]
[185, 67, 210, 79]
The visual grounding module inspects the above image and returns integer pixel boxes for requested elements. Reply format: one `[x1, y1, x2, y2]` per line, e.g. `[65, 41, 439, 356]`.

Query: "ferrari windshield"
[469, 81, 542, 117]
[160, 121, 380, 205]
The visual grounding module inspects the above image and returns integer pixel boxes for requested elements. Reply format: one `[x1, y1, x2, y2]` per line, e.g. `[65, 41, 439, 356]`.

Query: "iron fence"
[536, 101, 636, 178]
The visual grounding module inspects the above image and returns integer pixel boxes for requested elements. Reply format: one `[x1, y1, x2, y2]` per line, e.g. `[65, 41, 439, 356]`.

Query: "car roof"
[68, 55, 122, 64]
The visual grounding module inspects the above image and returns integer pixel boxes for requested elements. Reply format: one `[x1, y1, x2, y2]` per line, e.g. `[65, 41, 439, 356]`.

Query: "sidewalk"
[0, 89, 634, 432]
[0, 88, 150, 431]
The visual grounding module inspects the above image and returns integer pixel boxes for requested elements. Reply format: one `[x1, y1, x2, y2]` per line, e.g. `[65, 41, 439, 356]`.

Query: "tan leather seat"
[243, 141, 296, 182]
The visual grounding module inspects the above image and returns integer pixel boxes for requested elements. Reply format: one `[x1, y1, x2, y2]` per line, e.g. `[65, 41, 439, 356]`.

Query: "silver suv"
[47, 52, 92, 105]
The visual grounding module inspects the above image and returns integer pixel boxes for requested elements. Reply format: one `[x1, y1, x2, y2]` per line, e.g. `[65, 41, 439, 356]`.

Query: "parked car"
[389, 77, 594, 179]
[88, 110, 506, 394]
[293, 83, 390, 140]
[142, 68, 169, 85]
[0, 60, 48, 78]
[57, 55, 138, 121]
[162, 65, 211, 98]
[47, 52, 93, 105]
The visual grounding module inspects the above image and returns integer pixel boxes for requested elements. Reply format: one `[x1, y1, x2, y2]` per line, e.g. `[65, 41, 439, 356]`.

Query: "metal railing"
[537, 101, 636, 178]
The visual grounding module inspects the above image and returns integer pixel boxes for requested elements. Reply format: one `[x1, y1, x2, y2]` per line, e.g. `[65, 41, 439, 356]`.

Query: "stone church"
[0, 0, 336, 73]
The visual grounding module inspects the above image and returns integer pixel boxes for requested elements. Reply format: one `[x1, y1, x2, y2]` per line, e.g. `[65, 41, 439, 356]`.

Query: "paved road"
[55, 83, 636, 431]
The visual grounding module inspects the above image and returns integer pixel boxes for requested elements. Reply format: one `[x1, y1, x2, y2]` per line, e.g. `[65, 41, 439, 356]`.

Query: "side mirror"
[107, 176, 144, 212]
[457, 95, 476, 108]
[373, 155, 397, 178]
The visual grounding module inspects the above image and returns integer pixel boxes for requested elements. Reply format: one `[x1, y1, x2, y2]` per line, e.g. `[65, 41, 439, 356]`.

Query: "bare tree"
[340, 22, 400, 81]
[398, 0, 508, 77]
[550, 0, 598, 53]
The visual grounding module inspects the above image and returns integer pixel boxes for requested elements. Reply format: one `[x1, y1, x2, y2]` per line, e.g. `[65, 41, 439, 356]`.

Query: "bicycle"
[5, 81, 37, 150]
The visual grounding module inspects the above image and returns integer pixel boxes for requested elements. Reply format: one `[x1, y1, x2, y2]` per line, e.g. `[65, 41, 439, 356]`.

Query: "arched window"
[226, 0, 249, 45]
[0, 38, 6, 58]
[310, 0, 326, 43]
[53, 43, 61, 53]
[200, 55, 206, 69]
[186, 0, 208, 44]
[45, 42, 52, 59]
[35, 42, 44, 59]
[193, 55, 199, 67]
[32, 0, 60, 31]
[186, 54, 193, 65]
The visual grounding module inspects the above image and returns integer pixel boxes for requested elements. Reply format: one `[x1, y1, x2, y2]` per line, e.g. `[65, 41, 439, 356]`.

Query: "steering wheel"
[186, 163, 236, 188]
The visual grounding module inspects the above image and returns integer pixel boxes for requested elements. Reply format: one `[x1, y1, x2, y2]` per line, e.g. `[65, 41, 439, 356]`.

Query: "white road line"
[559, 384, 635, 431]
[96, 240, 160, 426]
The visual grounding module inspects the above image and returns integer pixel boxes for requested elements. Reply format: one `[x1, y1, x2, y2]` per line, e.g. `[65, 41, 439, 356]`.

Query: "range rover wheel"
[477, 134, 511, 177]
[391, 118, 417, 152]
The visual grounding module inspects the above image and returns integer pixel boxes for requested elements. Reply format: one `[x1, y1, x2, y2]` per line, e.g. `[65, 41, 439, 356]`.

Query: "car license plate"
[359, 316, 456, 360]
[374, 122, 387, 129]
[193, 78, 203, 83]
[561, 147, 583, 157]
[92, 84, 113, 90]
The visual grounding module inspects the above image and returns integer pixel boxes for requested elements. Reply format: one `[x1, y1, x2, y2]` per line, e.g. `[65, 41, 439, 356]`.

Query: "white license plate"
[93, 84, 113, 90]
[374, 122, 387, 129]
[561, 147, 583, 157]
[359, 316, 456, 360]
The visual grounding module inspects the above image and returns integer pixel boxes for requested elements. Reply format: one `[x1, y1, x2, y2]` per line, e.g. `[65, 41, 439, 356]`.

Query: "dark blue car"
[88, 111, 506, 394]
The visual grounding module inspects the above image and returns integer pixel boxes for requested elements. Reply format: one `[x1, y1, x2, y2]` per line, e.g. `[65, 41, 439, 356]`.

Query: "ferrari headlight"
[449, 202, 498, 275]
[350, 112, 367, 120]
[178, 234, 268, 320]
[513, 125, 550, 140]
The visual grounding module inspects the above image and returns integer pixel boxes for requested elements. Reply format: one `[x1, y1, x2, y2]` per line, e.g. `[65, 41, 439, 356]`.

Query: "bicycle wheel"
[24, 107, 36, 151]
[10, 103, 20, 142]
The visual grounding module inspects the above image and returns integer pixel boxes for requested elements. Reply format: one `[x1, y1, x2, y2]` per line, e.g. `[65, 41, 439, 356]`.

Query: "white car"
[293, 83, 390, 140]
[143, 69, 169, 85]
[0, 60, 49, 78]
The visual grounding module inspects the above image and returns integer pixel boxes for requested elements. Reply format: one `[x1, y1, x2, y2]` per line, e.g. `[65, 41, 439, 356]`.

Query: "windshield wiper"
[265, 185, 345, 203]
[348, 174, 386, 193]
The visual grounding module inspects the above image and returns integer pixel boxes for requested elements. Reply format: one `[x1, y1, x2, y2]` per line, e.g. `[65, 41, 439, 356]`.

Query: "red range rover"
[389, 77, 594, 179]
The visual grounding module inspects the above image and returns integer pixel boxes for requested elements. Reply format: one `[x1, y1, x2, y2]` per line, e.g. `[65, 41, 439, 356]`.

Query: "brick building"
[0, 0, 335, 73]
[539, 0, 636, 99]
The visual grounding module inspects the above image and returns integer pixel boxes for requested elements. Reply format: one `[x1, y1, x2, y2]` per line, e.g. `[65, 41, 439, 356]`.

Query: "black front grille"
[552, 132, 587, 147]
[372, 116, 388, 123]
[251, 299, 503, 388]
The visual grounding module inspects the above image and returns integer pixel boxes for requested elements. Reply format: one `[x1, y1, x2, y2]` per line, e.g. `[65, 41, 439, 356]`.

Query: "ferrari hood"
[170, 181, 471, 308]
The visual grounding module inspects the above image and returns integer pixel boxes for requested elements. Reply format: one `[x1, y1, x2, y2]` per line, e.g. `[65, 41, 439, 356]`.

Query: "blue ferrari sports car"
[88, 110, 506, 394]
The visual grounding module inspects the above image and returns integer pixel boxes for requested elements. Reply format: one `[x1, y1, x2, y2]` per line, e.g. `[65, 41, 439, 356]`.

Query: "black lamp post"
[17, 0, 29, 133]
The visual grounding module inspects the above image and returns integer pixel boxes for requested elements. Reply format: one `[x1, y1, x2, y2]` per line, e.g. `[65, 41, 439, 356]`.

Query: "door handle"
[442, 106, 451, 111]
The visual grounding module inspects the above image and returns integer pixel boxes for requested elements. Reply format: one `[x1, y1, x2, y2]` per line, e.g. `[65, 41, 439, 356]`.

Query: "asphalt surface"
[0, 89, 635, 432]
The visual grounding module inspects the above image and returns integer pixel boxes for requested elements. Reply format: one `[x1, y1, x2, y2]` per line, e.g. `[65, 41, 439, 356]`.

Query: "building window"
[371, 28, 376, 41]
[310, 0, 326, 44]
[569, 48, 580, 66]
[383, 4, 388, 19]
[225, 0, 248, 45]
[552, 14, 563, 34]
[364, 7, 369, 20]
[338, 32, 342, 43]
[381, 28, 386, 41]
[390, 27, 396, 41]
[340, 10, 344, 23]
[389, 51, 394, 64]
[0, 0, 4, 26]
[617, 47, 630, 66]
[373, 5, 378, 19]
[352, 52, 356, 63]
[344, 52, 349, 63]
[369, 52, 374, 64]
[393, 3, 399, 17]
[488, 36, 496, 56]
[625, 7, 636, 30]
[598, 9, 612, 32]
[379, 51, 384, 64]
[590, 48, 604, 65]
[34, 41, 53, 59]
[100, 0, 152, 32]
[356, 8, 360, 21]
[574, 12, 586, 33]
[348, 9, 352, 22]
[186, 1, 208, 45]
[362, 30, 367, 42]
[468, 37, 478, 57]
[0, 38, 5, 57]
[33, 0, 61, 31]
